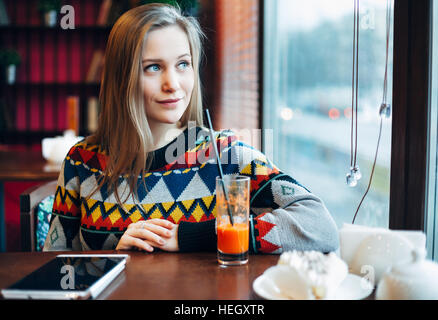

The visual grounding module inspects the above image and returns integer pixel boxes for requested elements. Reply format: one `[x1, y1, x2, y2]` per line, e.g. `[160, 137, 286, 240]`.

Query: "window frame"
[389, 0, 433, 235]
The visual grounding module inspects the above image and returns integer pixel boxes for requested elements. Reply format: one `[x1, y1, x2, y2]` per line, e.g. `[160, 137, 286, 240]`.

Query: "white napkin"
[42, 130, 84, 164]
[339, 223, 426, 285]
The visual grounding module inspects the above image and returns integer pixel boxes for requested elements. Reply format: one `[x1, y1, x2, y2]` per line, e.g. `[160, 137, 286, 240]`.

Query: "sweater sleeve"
[43, 150, 82, 251]
[235, 141, 340, 254]
[177, 219, 216, 252]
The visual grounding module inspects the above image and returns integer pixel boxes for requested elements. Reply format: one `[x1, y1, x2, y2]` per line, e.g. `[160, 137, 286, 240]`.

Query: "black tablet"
[1, 254, 129, 300]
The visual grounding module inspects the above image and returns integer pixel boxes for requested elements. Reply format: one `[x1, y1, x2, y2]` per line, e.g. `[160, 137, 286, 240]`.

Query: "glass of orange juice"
[216, 175, 250, 266]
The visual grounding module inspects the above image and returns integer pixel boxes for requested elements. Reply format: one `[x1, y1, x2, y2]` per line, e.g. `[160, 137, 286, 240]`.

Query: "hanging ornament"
[352, 0, 392, 224]
[347, 0, 360, 187]
[346, 171, 358, 187]
[379, 0, 392, 120]
[352, 165, 362, 180]
[379, 103, 391, 119]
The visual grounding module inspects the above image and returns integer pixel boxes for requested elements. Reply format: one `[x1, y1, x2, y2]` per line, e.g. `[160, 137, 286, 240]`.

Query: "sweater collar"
[149, 125, 204, 171]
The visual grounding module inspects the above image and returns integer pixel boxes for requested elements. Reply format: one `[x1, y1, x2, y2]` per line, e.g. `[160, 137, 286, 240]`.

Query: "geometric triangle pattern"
[52, 186, 81, 218]
[79, 194, 217, 232]
[253, 212, 282, 253]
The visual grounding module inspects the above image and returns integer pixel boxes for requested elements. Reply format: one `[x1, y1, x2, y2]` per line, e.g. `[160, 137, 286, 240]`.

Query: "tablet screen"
[7, 256, 126, 292]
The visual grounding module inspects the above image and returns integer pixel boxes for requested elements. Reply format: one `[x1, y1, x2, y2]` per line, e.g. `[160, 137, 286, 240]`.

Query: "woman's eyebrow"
[142, 53, 191, 63]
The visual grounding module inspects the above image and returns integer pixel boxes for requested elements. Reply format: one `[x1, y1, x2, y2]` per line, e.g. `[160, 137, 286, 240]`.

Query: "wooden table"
[0, 251, 278, 300]
[0, 149, 60, 252]
[0, 149, 60, 181]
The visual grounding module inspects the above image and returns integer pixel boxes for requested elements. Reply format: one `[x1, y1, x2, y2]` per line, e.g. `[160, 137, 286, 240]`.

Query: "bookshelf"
[0, 0, 114, 145]
[0, 0, 205, 146]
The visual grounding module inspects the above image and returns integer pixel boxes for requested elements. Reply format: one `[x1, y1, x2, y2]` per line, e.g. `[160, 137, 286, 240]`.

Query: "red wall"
[4, 181, 41, 251]
[214, 0, 260, 146]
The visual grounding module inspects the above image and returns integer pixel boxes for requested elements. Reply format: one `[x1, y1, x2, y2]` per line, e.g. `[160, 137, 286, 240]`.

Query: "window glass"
[263, 0, 393, 228]
[426, 1, 438, 261]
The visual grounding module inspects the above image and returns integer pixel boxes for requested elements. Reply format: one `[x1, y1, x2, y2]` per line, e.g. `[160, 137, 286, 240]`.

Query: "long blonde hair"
[87, 4, 205, 206]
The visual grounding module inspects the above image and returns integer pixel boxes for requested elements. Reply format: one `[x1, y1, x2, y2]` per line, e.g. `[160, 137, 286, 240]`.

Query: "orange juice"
[217, 223, 249, 254]
[215, 175, 250, 265]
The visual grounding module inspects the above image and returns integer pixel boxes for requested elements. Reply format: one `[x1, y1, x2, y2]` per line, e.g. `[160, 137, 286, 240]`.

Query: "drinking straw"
[204, 109, 234, 226]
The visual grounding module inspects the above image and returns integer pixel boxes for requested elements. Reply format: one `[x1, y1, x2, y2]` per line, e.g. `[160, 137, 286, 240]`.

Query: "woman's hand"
[154, 223, 179, 252]
[115, 219, 174, 252]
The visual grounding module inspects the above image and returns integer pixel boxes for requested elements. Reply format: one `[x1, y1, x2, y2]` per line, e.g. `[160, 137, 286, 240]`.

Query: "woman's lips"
[157, 98, 181, 108]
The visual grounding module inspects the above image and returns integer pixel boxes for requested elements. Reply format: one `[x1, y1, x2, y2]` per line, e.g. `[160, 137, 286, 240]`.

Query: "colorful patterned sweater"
[43, 126, 339, 253]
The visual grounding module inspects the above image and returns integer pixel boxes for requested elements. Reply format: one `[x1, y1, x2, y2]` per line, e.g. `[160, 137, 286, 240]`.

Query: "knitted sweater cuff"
[178, 219, 217, 252]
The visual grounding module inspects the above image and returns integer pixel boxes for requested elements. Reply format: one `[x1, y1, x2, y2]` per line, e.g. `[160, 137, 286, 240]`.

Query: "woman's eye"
[144, 64, 160, 72]
[178, 61, 191, 69]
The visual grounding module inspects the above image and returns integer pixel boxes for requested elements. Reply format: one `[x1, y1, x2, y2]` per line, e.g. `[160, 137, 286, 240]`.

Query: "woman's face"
[141, 25, 194, 126]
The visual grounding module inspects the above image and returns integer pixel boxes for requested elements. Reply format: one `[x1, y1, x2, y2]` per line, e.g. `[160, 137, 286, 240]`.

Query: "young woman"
[43, 4, 339, 254]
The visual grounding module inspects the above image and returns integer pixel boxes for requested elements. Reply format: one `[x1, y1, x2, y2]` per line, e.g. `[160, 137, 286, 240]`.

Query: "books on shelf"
[97, 0, 113, 26]
[86, 50, 104, 83]
[0, 0, 9, 26]
[66, 96, 80, 135]
[87, 97, 99, 133]
[0, 99, 13, 130]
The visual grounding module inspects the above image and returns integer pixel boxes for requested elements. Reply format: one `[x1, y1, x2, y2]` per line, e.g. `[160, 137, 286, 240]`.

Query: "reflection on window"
[263, 0, 393, 228]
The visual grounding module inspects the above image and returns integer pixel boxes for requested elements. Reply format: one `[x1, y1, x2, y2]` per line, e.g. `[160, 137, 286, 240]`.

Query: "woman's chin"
[147, 109, 187, 125]
[157, 116, 184, 125]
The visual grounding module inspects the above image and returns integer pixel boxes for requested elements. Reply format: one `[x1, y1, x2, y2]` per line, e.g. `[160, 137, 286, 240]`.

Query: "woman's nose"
[162, 70, 179, 92]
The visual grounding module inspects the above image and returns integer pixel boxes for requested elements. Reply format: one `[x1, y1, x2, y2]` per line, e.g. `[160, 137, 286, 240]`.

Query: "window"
[263, 0, 393, 228]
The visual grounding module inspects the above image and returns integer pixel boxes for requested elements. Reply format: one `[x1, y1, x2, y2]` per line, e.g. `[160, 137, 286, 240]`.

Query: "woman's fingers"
[130, 236, 154, 252]
[145, 219, 174, 229]
[129, 219, 174, 230]
[128, 227, 166, 247]
[117, 235, 154, 252]
[117, 219, 177, 251]
[127, 220, 173, 239]
[143, 223, 172, 238]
